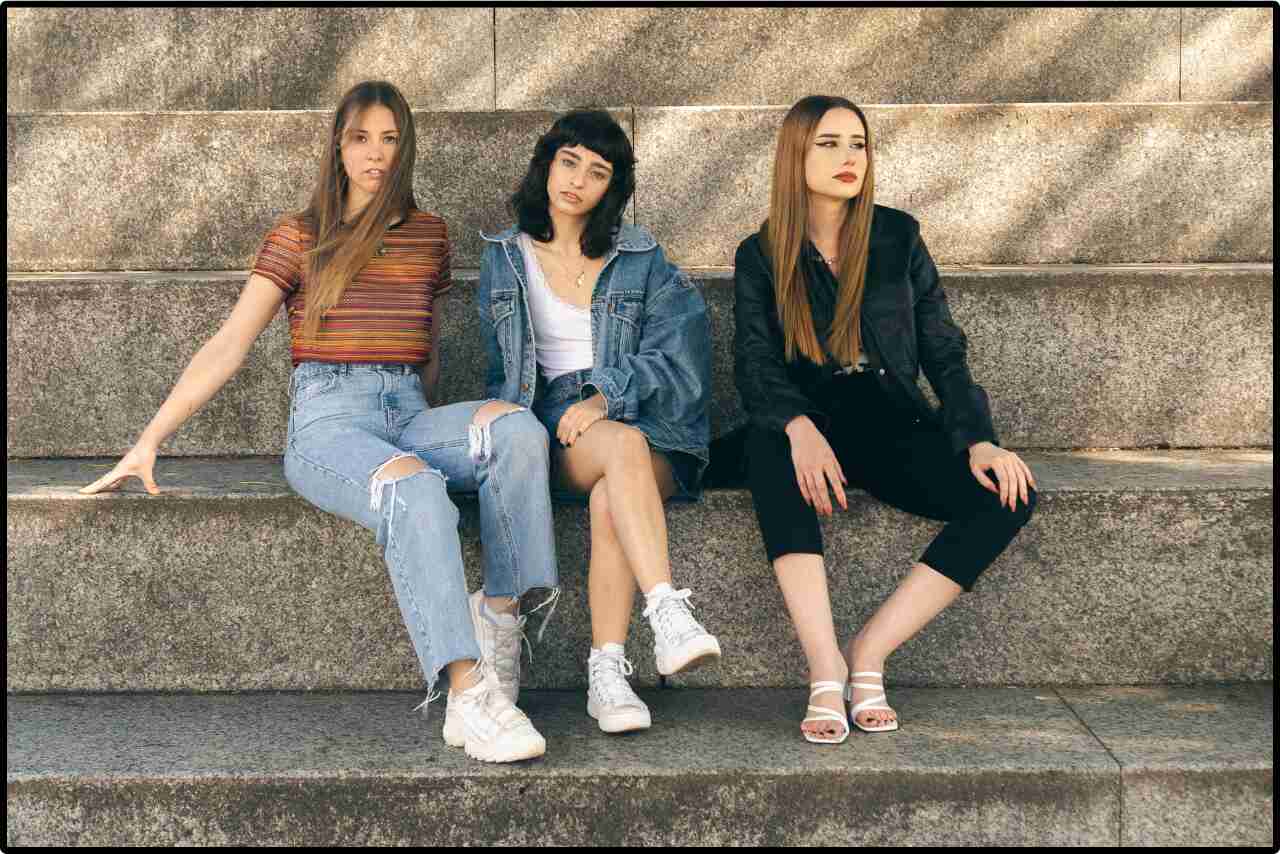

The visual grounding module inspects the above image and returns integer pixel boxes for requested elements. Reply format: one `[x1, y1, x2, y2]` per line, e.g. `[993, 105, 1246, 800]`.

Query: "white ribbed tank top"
[518, 233, 594, 382]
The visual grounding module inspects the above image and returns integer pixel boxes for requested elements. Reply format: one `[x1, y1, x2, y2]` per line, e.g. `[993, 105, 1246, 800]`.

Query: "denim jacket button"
[521, 383, 529, 393]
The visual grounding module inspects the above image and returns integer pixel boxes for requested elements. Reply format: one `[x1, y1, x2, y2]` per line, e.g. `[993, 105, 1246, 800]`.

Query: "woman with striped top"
[80, 81, 559, 765]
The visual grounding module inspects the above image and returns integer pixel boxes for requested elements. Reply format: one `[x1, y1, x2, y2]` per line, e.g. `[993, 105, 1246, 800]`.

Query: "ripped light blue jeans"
[282, 362, 560, 699]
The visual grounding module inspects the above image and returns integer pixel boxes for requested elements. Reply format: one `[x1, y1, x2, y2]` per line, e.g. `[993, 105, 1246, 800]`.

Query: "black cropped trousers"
[742, 371, 1035, 592]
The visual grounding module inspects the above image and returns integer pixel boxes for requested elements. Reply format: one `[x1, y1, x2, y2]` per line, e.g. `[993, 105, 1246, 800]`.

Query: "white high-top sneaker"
[467, 590, 527, 703]
[586, 643, 652, 733]
[642, 585, 722, 675]
[441, 661, 546, 763]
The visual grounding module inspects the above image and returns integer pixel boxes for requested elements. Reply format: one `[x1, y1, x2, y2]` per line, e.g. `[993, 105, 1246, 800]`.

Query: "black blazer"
[732, 204, 998, 455]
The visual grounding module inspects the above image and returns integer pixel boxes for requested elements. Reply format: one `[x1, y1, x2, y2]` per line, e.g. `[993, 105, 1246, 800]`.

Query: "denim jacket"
[477, 224, 712, 485]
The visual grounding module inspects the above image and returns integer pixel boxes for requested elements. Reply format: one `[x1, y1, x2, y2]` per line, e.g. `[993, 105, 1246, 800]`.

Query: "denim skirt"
[530, 368, 701, 504]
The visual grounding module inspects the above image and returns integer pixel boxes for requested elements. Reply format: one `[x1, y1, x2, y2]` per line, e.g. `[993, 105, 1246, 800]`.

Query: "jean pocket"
[292, 370, 338, 404]
[606, 294, 644, 360]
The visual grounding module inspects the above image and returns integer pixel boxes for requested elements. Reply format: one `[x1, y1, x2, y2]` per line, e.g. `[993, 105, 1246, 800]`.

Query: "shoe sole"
[656, 638, 722, 676]
[851, 720, 899, 733]
[445, 711, 546, 760]
[464, 736, 546, 763]
[587, 699, 652, 733]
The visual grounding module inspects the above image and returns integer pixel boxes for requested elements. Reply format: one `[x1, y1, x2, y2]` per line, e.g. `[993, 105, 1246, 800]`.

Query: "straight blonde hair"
[763, 95, 875, 365]
[298, 80, 417, 341]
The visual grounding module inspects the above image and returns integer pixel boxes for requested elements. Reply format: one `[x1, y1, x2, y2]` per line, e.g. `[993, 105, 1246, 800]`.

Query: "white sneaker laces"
[485, 614, 531, 686]
[642, 588, 706, 648]
[589, 650, 643, 710]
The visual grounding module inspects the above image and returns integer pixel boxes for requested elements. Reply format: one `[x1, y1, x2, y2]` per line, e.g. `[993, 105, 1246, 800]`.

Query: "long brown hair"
[763, 95, 875, 365]
[298, 80, 417, 340]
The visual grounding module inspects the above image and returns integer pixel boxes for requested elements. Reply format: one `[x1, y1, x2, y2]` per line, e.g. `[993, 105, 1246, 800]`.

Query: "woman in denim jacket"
[476, 110, 722, 735]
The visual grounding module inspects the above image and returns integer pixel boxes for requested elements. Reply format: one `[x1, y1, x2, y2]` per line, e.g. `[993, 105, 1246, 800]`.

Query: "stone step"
[7, 8, 1271, 111]
[6, 265, 1272, 458]
[5, 684, 1272, 845]
[497, 8, 1273, 107]
[6, 103, 1272, 271]
[6, 452, 1272, 694]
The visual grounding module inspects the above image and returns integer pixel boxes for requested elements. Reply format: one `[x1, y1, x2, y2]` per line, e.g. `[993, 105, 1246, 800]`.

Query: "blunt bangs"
[511, 110, 637, 258]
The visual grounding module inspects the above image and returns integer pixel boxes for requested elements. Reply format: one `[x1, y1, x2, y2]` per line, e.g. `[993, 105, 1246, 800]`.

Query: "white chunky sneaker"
[467, 590, 528, 703]
[441, 662, 546, 763]
[642, 585, 722, 676]
[586, 643, 652, 733]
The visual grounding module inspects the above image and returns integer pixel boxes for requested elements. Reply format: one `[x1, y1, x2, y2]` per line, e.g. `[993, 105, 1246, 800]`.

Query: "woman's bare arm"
[80, 274, 285, 494]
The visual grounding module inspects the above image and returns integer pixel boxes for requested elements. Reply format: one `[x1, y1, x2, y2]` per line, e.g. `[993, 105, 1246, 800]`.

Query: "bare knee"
[609, 425, 651, 467]
[374, 454, 427, 480]
[473, 400, 524, 429]
[368, 453, 438, 519]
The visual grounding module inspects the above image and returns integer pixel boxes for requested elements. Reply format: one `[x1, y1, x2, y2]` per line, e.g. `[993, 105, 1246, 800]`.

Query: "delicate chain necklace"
[815, 242, 839, 269]
[542, 244, 589, 287]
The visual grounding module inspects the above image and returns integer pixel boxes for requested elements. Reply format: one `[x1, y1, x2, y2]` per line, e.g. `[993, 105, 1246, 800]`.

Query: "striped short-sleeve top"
[251, 208, 452, 366]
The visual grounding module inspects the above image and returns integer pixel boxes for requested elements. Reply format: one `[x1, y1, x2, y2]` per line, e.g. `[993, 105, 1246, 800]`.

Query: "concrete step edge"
[7, 684, 1271, 845]
[7, 451, 1275, 500]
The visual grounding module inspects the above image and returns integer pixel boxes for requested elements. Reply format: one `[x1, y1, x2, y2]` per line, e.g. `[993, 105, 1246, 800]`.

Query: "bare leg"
[555, 421, 676, 593]
[845, 561, 962, 728]
[586, 464, 676, 648]
[773, 553, 849, 740]
[445, 658, 483, 692]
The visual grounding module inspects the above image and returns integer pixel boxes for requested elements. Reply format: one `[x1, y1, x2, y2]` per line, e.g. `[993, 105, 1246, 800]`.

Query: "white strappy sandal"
[802, 681, 850, 744]
[844, 671, 900, 733]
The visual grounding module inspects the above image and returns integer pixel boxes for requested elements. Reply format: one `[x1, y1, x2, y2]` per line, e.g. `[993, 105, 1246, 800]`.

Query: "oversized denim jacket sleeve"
[909, 224, 999, 454]
[582, 245, 711, 434]
[476, 244, 508, 402]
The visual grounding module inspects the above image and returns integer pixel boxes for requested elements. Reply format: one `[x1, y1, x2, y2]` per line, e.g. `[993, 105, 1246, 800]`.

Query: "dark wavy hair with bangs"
[510, 109, 637, 258]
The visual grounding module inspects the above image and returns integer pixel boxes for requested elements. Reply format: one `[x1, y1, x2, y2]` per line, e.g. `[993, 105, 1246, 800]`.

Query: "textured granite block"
[6, 688, 1119, 845]
[6, 453, 1272, 693]
[635, 103, 1274, 267]
[6, 110, 629, 272]
[5, 8, 494, 111]
[6, 265, 1272, 458]
[1182, 8, 1274, 102]
[497, 8, 1179, 107]
[1060, 684, 1273, 846]
[8, 104, 1272, 271]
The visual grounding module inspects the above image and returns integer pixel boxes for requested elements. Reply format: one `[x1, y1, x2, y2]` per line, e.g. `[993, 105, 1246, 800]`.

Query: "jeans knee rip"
[368, 454, 444, 532]
[468, 404, 527, 464]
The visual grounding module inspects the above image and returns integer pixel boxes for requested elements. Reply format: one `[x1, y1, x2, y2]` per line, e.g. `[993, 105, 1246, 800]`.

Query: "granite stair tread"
[6, 684, 1272, 845]
[7, 450, 1274, 501]
[6, 451, 1273, 693]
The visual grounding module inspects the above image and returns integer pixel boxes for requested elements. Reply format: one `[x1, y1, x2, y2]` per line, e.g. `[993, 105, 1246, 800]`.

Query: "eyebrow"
[561, 150, 613, 172]
[344, 128, 398, 137]
[815, 133, 866, 141]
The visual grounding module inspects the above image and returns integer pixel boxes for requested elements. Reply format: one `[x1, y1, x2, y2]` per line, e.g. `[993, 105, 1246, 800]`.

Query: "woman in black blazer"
[726, 95, 1036, 744]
